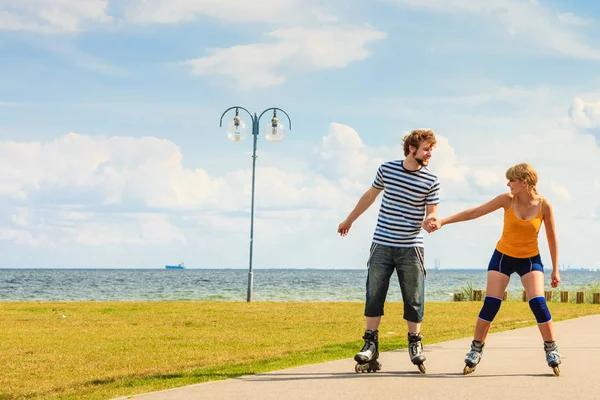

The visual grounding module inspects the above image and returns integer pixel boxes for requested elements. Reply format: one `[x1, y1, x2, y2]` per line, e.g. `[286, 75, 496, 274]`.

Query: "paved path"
[117, 314, 600, 400]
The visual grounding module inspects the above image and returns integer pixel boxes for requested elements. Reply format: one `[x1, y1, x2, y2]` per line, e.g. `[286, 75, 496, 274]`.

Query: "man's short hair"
[402, 129, 437, 156]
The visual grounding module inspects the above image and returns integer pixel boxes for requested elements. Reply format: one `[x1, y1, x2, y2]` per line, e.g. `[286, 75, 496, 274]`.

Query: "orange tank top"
[495, 197, 543, 258]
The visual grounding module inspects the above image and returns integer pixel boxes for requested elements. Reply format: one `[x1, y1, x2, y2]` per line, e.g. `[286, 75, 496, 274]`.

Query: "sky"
[1, 0, 600, 270]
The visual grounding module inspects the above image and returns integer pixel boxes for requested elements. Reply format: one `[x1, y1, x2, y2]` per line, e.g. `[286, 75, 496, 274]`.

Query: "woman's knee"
[478, 296, 502, 322]
[529, 296, 552, 323]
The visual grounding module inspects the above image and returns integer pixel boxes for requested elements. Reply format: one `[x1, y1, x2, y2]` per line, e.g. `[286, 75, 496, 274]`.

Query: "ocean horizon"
[1, 268, 599, 303]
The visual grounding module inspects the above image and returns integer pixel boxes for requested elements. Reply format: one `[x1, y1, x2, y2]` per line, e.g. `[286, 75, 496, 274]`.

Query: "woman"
[430, 163, 562, 376]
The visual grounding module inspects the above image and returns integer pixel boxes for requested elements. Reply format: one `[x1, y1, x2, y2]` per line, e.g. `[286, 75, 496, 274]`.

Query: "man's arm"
[337, 186, 382, 236]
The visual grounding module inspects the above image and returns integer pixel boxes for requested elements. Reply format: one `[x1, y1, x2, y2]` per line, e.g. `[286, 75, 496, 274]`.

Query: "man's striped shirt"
[372, 160, 440, 248]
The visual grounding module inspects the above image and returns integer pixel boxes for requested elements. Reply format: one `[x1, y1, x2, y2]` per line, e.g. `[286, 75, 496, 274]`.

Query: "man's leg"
[406, 320, 421, 334]
[395, 247, 425, 329]
[364, 244, 395, 328]
[356, 244, 394, 367]
[395, 247, 426, 371]
[366, 316, 381, 331]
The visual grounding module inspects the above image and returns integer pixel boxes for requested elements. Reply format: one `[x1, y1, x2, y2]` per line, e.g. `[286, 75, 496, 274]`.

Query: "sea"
[1, 268, 599, 302]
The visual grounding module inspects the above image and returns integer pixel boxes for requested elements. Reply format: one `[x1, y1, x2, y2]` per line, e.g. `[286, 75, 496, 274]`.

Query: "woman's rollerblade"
[408, 332, 426, 374]
[354, 330, 381, 373]
[544, 341, 561, 376]
[463, 340, 484, 375]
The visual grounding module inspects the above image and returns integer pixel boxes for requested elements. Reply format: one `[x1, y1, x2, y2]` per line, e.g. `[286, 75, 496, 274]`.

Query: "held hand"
[337, 220, 352, 236]
[551, 270, 561, 288]
[422, 216, 441, 233]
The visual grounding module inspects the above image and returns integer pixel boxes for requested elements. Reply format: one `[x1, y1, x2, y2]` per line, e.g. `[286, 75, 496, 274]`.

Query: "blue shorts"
[488, 249, 544, 277]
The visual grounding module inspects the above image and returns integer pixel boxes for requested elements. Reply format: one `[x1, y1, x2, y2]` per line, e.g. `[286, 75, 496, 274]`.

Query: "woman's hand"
[551, 270, 561, 288]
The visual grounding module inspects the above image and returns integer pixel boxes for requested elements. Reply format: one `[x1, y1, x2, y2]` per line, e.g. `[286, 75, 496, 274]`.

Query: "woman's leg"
[464, 270, 511, 373]
[474, 271, 510, 342]
[521, 270, 555, 341]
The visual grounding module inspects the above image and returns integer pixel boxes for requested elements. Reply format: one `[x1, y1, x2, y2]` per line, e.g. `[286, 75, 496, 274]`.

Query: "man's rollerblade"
[408, 332, 426, 374]
[354, 330, 381, 373]
[544, 341, 561, 376]
[463, 340, 484, 375]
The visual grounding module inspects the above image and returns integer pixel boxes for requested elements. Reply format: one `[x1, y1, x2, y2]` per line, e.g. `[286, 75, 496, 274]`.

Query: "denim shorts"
[364, 243, 426, 323]
[487, 249, 544, 277]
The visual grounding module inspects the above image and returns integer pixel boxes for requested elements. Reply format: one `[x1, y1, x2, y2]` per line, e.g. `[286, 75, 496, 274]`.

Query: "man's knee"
[478, 296, 502, 322]
[364, 289, 386, 317]
[403, 299, 424, 323]
[529, 296, 552, 323]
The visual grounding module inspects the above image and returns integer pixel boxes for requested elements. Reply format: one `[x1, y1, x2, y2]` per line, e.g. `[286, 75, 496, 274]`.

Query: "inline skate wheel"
[463, 365, 475, 375]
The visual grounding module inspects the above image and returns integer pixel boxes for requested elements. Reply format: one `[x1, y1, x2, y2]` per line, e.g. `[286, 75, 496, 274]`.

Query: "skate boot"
[463, 340, 484, 375]
[408, 332, 426, 374]
[544, 341, 561, 376]
[354, 330, 381, 373]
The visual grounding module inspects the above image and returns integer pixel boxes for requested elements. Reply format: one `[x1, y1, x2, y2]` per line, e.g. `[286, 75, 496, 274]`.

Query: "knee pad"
[529, 296, 552, 323]
[478, 296, 502, 322]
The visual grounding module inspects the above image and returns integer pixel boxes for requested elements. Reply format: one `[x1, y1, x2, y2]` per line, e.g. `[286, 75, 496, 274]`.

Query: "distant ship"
[165, 262, 185, 269]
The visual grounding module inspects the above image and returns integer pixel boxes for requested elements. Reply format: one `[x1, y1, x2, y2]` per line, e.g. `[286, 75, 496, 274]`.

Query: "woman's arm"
[542, 199, 561, 288]
[440, 193, 509, 227]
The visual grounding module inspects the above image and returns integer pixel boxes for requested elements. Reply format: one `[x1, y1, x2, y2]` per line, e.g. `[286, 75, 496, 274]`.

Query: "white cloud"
[0, 228, 55, 247]
[182, 43, 293, 89]
[124, 0, 302, 24]
[556, 12, 593, 27]
[547, 181, 571, 201]
[182, 26, 386, 89]
[385, 0, 600, 60]
[1, 104, 599, 269]
[569, 97, 600, 129]
[0, 133, 221, 208]
[1, 207, 186, 247]
[314, 123, 384, 182]
[0, 0, 112, 33]
[312, 8, 339, 23]
[427, 135, 469, 192]
[0, 130, 364, 250]
[11, 207, 30, 227]
[0, 0, 343, 33]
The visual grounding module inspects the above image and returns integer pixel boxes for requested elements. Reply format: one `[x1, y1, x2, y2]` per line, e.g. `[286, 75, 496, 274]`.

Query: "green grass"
[0, 301, 598, 400]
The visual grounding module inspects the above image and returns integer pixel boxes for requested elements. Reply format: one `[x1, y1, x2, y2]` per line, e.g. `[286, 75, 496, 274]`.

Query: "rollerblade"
[408, 332, 426, 374]
[544, 341, 561, 376]
[354, 329, 381, 373]
[463, 340, 484, 375]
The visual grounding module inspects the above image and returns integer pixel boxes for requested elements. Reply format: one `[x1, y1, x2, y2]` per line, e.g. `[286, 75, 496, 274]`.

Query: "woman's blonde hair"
[506, 162, 538, 194]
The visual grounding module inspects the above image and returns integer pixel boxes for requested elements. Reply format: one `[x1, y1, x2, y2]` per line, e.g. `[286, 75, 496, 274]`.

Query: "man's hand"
[422, 215, 441, 233]
[337, 219, 352, 236]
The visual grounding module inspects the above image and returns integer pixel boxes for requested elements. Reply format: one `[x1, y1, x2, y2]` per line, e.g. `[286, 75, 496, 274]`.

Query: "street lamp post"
[219, 106, 292, 302]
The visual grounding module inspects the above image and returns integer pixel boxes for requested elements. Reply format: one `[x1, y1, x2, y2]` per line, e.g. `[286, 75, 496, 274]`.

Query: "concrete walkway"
[117, 314, 600, 400]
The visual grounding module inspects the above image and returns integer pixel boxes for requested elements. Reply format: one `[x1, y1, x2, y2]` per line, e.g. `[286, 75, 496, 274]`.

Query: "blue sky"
[1, 0, 600, 270]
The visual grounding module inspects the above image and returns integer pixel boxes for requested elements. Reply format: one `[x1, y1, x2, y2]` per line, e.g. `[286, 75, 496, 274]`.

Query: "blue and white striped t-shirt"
[372, 160, 440, 248]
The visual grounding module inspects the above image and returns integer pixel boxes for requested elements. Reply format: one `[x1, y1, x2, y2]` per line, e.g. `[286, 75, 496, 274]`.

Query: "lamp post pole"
[219, 106, 292, 302]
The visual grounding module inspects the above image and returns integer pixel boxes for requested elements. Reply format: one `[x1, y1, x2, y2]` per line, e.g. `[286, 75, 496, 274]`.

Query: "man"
[337, 129, 440, 373]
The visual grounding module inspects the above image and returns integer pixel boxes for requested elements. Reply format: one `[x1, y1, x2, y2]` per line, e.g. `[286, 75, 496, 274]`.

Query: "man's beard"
[412, 152, 428, 166]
